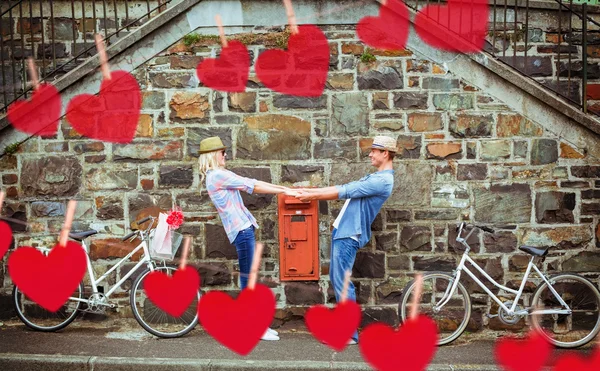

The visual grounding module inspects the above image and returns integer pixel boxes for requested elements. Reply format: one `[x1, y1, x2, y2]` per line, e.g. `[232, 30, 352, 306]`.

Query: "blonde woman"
[198, 136, 295, 341]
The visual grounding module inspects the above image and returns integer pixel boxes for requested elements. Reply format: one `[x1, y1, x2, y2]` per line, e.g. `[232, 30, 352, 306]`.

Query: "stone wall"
[1, 22, 600, 334]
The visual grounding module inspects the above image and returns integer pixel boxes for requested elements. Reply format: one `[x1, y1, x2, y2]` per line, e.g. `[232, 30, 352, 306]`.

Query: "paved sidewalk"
[0, 319, 595, 371]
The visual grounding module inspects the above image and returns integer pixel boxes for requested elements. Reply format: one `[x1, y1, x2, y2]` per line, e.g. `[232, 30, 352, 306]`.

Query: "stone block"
[393, 92, 428, 109]
[426, 142, 462, 160]
[375, 232, 399, 253]
[400, 226, 431, 252]
[531, 139, 558, 165]
[474, 184, 532, 223]
[96, 195, 124, 220]
[412, 256, 455, 272]
[388, 163, 433, 206]
[205, 224, 237, 259]
[498, 56, 553, 76]
[158, 165, 193, 188]
[457, 163, 487, 180]
[422, 77, 460, 91]
[353, 251, 385, 278]
[37, 43, 68, 59]
[2, 174, 18, 185]
[169, 92, 210, 122]
[113, 141, 183, 162]
[360, 307, 398, 328]
[175, 192, 213, 212]
[193, 262, 232, 286]
[450, 114, 494, 137]
[521, 226, 592, 250]
[228, 92, 256, 112]
[91, 239, 142, 261]
[571, 166, 600, 178]
[21, 156, 82, 197]
[396, 135, 421, 159]
[408, 113, 442, 132]
[388, 255, 410, 270]
[149, 72, 197, 88]
[415, 209, 460, 220]
[357, 61, 403, 90]
[281, 165, 324, 185]
[170, 55, 203, 69]
[372, 92, 389, 109]
[535, 191, 575, 223]
[142, 91, 165, 110]
[559, 142, 585, 159]
[273, 95, 327, 109]
[314, 139, 356, 159]
[432, 94, 473, 110]
[331, 93, 369, 135]
[375, 279, 406, 305]
[387, 209, 411, 222]
[85, 168, 137, 191]
[481, 140, 511, 161]
[483, 231, 517, 253]
[326, 73, 354, 90]
[563, 252, 600, 272]
[237, 115, 311, 160]
[31, 202, 65, 217]
[285, 282, 324, 305]
[432, 184, 470, 208]
[406, 59, 430, 73]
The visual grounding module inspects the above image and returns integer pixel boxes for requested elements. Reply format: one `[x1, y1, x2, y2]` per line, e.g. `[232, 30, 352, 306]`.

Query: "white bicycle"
[399, 222, 600, 348]
[12, 216, 199, 338]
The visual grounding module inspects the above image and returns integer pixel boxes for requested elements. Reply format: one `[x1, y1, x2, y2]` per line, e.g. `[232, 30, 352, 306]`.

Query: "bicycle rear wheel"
[531, 273, 600, 348]
[13, 283, 83, 331]
[130, 266, 199, 338]
[399, 273, 471, 345]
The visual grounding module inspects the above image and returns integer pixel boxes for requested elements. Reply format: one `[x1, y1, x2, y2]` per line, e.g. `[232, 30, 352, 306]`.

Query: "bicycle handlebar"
[136, 216, 152, 225]
[121, 231, 137, 241]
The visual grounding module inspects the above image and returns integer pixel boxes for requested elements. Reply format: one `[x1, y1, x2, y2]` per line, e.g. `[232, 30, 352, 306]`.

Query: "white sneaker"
[261, 330, 280, 341]
[347, 339, 358, 345]
[267, 328, 279, 336]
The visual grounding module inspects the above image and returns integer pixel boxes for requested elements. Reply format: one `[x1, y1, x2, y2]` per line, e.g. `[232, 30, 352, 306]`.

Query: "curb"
[0, 354, 501, 371]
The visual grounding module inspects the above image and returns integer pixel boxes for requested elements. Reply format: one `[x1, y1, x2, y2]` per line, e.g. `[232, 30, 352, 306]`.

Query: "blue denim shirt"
[334, 169, 394, 248]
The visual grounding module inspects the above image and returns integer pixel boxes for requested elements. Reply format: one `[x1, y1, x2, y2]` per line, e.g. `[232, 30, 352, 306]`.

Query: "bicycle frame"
[66, 229, 155, 306]
[436, 224, 572, 317]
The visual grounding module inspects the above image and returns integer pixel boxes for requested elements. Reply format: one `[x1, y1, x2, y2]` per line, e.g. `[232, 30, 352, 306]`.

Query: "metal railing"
[404, 0, 600, 116]
[0, 0, 173, 112]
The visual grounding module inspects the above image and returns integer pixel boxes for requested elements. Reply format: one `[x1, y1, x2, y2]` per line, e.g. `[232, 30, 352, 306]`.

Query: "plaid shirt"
[206, 169, 259, 243]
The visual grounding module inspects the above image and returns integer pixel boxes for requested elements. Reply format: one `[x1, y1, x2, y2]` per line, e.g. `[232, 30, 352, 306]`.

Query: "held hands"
[283, 188, 300, 197]
[295, 190, 312, 202]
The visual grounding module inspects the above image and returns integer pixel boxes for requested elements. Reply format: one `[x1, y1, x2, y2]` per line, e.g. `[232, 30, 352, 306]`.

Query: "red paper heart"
[144, 266, 201, 317]
[357, 0, 410, 51]
[66, 70, 141, 143]
[255, 25, 329, 97]
[197, 283, 275, 355]
[554, 347, 600, 371]
[359, 315, 438, 371]
[8, 241, 87, 312]
[0, 221, 12, 259]
[305, 300, 361, 351]
[7, 84, 61, 137]
[494, 330, 552, 371]
[414, 0, 489, 53]
[196, 41, 250, 92]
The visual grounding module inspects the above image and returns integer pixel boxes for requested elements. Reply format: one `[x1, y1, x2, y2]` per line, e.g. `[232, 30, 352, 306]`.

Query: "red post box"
[278, 194, 319, 281]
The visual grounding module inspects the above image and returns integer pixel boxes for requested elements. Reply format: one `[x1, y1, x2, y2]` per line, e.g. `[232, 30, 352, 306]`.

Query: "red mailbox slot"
[278, 194, 319, 281]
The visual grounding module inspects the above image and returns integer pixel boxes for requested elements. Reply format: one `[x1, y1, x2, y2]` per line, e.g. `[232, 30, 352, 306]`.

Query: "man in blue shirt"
[296, 136, 396, 344]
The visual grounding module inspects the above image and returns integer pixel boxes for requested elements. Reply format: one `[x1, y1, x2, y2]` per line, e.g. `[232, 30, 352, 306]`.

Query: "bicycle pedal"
[485, 314, 499, 319]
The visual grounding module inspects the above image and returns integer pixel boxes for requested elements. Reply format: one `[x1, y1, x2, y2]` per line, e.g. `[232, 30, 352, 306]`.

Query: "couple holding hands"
[198, 135, 396, 343]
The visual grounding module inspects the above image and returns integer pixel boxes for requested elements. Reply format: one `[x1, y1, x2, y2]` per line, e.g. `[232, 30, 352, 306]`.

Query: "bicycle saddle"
[69, 230, 98, 241]
[518, 245, 549, 257]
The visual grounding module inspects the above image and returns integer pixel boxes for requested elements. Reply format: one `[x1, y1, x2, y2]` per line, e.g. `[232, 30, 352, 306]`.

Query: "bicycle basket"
[149, 229, 183, 261]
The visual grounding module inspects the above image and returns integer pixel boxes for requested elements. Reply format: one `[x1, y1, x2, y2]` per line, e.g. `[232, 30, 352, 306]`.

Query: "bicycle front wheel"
[13, 283, 83, 331]
[531, 273, 600, 348]
[399, 273, 471, 345]
[130, 266, 199, 338]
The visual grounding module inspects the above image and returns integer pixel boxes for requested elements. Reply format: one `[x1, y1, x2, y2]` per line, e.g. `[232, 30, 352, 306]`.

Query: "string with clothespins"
[283, 0, 299, 35]
[248, 242, 265, 290]
[215, 14, 228, 48]
[95, 34, 112, 80]
[179, 236, 191, 271]
[410, 273, 423, 320]
[58, 200, 77, 248]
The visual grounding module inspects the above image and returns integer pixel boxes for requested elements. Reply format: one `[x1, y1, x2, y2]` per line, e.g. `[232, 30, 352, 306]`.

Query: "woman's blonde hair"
[198, 150, 223, 183]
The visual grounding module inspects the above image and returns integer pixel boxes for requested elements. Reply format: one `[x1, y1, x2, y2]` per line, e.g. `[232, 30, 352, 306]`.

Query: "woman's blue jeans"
[233, 226, 255, 290]
[331, 228, 360, 342]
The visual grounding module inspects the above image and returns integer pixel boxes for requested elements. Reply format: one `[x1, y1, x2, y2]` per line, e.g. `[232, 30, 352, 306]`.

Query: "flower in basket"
[166, 206, 184, 230]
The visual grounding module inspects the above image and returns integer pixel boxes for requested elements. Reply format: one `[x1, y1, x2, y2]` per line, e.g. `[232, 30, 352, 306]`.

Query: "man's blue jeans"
[331, 228, 360, 342]
[233, 226, 255, 290]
